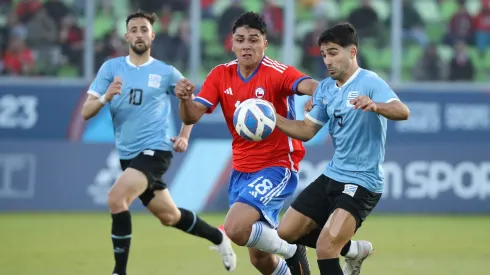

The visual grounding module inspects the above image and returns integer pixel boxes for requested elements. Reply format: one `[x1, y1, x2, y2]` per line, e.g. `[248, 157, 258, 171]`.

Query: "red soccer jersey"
[194, 56, 310, 173]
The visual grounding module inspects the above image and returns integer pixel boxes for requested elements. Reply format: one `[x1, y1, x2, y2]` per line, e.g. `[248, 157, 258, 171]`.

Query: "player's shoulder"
[149, 57, 176, 72]
[260, 56, 293, 74]
[316, 77, 335, 96]
[205, 59, 238, 78]
[99, 56, 126, 71]
[358, 68, 390, 88]
[150, 57, 171, 68]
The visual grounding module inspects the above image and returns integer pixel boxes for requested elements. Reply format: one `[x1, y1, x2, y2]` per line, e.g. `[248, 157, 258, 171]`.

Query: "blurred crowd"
[0, 0, 489, 82]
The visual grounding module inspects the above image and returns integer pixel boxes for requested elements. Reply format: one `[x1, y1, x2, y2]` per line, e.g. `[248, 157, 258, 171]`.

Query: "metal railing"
[0, 0, 487, 91]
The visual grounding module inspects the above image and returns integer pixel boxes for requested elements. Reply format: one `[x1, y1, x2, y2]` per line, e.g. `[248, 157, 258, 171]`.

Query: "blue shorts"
[228, 166, 298, 228]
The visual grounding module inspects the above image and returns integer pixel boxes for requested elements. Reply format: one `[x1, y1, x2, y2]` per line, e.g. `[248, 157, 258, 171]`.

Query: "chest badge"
[346, 91, 358, 108]
[148, 74, 162, 88]
[255, 87, 265, 99]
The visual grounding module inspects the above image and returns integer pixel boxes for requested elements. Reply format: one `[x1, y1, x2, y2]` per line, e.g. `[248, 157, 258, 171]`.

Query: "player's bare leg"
[278, 206, 373, 272]
[107, 168, 148, 275]
[248, 248, 280, 274]
[278, 207, 317, 245]
[146, 190, 237, 271]
[316, 208, 357, 275]
[224, 202, 307, 275]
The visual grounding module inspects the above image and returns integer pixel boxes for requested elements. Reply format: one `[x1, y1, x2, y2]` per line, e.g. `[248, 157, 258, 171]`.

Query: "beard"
[130, 42, 150, 55]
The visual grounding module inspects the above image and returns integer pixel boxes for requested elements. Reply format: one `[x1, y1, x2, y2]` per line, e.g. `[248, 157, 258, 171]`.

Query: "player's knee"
[107, 190, 127, 213]
[277, 224, 298, 243]
[223, 222, 250, 246]
[155, 210, 180, 226]
[316, 235, 342, 258]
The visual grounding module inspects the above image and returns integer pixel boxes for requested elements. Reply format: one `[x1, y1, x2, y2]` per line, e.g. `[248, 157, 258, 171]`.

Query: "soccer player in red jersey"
[175, 12, 318, 275]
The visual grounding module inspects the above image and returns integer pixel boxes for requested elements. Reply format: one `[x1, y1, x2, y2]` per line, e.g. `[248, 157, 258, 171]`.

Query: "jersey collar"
[125, 56, 154, 68]
[237, 56, 265, 83]
[335, 67, 362, 88]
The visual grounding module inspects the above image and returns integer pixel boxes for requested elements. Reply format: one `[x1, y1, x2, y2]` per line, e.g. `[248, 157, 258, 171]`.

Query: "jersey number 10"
[129, 89, 143, 105]
[334, 109, 343, 127]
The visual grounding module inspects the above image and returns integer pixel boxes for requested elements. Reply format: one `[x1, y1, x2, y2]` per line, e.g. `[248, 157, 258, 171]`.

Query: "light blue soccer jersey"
[87, 56, 183, 159]
[305, 68, 399, 193]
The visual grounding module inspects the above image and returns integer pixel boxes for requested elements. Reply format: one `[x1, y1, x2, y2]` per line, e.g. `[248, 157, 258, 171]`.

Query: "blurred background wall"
[0, 0, 489, 214]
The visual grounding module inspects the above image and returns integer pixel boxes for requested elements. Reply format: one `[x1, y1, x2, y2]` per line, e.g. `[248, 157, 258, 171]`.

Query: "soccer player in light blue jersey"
[273, 23, 410, 275]
[81, 11, 236, 275]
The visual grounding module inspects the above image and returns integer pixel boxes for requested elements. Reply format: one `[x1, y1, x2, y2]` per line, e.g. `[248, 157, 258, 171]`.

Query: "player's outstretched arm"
[296, 78, 319, 96]
[275, 114, 323, 142]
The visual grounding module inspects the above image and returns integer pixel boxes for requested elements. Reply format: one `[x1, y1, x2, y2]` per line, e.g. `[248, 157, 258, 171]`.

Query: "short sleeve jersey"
[306, 68, 399, 193]
[87, 56, 184, 159]
[194, 56, 311, 172]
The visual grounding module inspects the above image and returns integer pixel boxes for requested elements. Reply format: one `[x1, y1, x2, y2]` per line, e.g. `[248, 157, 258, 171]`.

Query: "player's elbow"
[81, 108, 91, 121]
[394, 103, 410, 121]
[182, 118, 196, 125]
[401, 105, 410, 120]
[81, 104, 95, 121]
[299, 121, 320, 142]
[180, 113, 198, 125]
[299, 133, 315, 142]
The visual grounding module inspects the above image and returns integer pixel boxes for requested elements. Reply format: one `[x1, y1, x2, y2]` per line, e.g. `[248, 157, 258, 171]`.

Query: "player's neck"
[336, 64, 360, 87]
[128, 52, 151, 67]
[238, 62, 260, 79]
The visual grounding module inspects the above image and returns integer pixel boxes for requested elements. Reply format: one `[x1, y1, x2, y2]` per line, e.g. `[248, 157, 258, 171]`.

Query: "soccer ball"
[233, 98, 276, 141]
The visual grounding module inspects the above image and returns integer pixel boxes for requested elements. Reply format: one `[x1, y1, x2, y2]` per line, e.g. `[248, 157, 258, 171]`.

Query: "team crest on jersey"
[255, 87, 265, 98]
[346, 91, 358, 108]
[148, 74, 162, 88]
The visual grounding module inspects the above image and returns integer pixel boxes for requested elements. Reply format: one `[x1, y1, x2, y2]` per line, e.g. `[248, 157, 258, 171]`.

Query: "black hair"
[232, 11, 267, 35]
[126, 10, 158, 27]
[317, 23, 359, 48]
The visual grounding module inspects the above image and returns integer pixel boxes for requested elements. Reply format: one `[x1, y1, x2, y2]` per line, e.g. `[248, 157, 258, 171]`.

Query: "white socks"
[345, 240, 359, 258]
[246, 221, 297, 259]
[272, 257, 291, 275]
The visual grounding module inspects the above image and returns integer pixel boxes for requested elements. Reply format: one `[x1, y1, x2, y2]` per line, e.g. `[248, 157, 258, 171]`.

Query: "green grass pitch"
[1, 213, 489, 275]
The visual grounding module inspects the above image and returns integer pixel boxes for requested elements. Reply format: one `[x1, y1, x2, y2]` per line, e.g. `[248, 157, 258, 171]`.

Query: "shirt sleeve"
[87, 61, 113, 98]
[194, 66, 221, 113]
[281, 66, 312, 96]
[370, 76, 399, 103]
[168, 66, 185, 95]
[305, 83, 329, 126]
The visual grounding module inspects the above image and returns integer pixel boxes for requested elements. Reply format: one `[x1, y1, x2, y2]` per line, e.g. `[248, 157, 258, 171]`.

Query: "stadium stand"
[0, 0, 488, 82]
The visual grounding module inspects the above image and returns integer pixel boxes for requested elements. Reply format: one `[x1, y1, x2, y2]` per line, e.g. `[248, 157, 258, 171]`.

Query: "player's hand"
[304, 98, 314, 112]
[350, 95, 377, 112]
[104, 76, 123, 101]
[175, 78, 195, 100]
[170, 136, 188, 152]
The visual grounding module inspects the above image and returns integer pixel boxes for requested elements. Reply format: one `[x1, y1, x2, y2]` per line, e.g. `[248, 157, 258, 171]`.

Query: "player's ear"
[350, 46, 357, 60]
[124, 32, 129, 42]
[264, 38, 268, 50]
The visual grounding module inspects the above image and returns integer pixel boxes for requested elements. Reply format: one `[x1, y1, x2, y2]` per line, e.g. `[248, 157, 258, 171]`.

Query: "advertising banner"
[0, 85, 86, 140]
[1, 84, 489, 145]
[0, 141, 488, 214]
